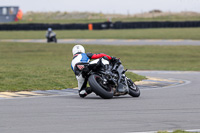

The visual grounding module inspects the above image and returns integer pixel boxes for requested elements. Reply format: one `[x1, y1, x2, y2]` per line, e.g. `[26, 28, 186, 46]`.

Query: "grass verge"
[0, 42, 147, 92]
[158, 130, 200, 133]
[0, 28, 200, 40]
[10, 11, 200, 24]
[1, 42, 200, 92]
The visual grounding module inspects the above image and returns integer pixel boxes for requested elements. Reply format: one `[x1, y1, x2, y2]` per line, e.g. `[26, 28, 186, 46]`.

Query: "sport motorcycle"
[76, 57, 140, 99]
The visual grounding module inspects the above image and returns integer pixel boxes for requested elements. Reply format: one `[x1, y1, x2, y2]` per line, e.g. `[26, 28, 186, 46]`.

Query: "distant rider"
[71, 44, 117, 98]
[46, 28, 57, 43]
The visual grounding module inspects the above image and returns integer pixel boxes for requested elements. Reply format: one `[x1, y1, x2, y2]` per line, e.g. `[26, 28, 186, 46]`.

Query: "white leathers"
[71, 54, 90, 71]
[71, 53, 90, 90]
[76, 74, 85, 90]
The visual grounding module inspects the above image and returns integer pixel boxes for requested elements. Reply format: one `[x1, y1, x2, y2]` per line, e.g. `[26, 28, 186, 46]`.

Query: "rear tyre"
[89, 74, 114, 99]
[127, 79, 140, 97]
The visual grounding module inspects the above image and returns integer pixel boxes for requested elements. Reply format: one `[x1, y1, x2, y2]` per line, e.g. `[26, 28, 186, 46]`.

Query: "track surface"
[1, 39, 200, 45]
[0, 71, 200, 133]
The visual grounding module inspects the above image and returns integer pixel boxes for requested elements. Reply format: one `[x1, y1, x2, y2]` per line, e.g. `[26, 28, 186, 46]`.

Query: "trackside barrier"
[113, 21, 200, 29]
[0, 21, 200, 30]
[0, 23, 88, 30]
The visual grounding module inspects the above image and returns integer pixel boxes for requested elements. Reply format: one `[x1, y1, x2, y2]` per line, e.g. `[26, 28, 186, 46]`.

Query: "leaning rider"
[71, 44, 116, 98]
[45, 28, 56, 41]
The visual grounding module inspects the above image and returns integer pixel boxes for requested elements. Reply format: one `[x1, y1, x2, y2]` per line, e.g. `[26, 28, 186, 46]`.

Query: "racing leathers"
[71, 52, 112, 98]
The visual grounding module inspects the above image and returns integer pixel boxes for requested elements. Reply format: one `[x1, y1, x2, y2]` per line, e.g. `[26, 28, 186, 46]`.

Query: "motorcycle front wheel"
[89, 74, 114, 99]
[127, 79, 140, 97]
[53, 37, 57, 43]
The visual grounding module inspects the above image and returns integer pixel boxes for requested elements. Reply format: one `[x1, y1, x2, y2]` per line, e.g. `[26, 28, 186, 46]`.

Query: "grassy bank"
[158, 130, 200, 133]
[10, 11, 200, 24]
[0, 42, 146, 92]
[0, 42, 199, 92]
[0, 28, 200, 40]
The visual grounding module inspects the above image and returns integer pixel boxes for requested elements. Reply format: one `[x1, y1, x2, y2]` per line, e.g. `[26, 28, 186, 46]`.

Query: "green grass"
[13, 18, 108, 24]
[0, 42, 199, 92]
[12, 16, 200, 24]
[158, 130, 200, 133]
[0, 42, 145, 92]
[1, 28, 200, 40]
[9, 11, 200, 24]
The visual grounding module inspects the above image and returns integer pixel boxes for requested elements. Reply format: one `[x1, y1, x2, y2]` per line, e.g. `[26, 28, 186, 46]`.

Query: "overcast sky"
[1, 0, 200, 14]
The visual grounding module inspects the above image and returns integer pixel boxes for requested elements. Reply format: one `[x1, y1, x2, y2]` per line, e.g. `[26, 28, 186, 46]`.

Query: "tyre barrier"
[113, 21, 200, 29]
[0, 23, 88, 30]
[0, 21, 200, 30]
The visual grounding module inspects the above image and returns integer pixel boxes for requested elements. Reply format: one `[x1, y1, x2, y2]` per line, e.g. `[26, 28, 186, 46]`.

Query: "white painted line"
[15, 91, 43, 96]
[141, 78, 191, 91]
[127, 129, 200, 133]
[185, 129, 200, 132]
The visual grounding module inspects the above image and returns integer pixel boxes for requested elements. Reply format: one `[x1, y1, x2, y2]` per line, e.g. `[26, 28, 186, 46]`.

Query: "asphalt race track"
[1, 39, 200, 45]
[0, 71, 200, 133]
[0, 39, 200, 132]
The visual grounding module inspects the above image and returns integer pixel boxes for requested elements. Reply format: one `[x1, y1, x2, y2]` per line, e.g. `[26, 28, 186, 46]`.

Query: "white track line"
[127, 129, 200, 133]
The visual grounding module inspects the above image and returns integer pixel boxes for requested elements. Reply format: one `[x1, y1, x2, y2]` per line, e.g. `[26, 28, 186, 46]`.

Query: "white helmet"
[72, 45, 85, 55]
[48, 28, 52, 31]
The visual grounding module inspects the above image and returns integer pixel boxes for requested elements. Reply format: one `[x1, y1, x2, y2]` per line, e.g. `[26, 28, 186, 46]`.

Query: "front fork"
[114, 74, 129, 95]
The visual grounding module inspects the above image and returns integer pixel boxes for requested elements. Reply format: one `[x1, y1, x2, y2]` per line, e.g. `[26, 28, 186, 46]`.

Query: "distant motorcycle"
[76, 58, 140, 99]
[46, 32, 57, 43]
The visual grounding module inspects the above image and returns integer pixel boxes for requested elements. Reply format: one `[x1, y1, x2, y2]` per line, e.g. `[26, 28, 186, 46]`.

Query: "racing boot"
[79, 87, 92, 98]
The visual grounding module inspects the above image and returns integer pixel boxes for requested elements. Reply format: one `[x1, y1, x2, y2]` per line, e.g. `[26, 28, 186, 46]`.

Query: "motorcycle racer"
[46, 28, 57, 43]
[71, 44, 116, 98]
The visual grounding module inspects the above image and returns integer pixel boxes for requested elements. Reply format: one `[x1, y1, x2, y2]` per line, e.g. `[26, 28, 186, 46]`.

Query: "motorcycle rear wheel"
[89, 74, 114, 99]
[127, 79, 140, 97]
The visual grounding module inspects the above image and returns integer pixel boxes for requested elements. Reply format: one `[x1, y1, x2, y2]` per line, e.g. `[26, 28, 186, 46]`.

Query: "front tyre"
[89, 74, 114, 99]
[47, 38, 50, 43]
[127, 79, 140, 97]
[53, 37, 57, 43]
